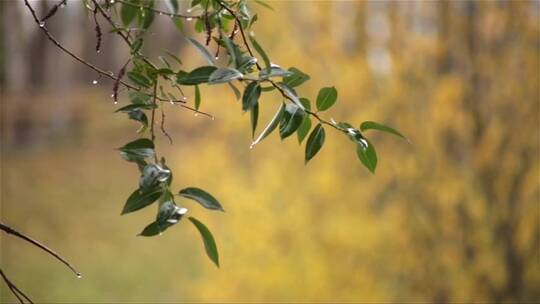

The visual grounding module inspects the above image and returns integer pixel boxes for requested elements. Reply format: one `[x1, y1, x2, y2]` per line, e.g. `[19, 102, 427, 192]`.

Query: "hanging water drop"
[39, 22, 45, 28]
[249, 144, 254, 150]
[114, 101, 118, 104]
[181, 96, 188, 101]
[169, 100, 174, 105]
[110, 0, 115, 3]
[159, 12, 163, 16]
[96, 49, 101, 54]
[194, 113, 199, 117]
[187, 8, 192, 13]
[211, 116, 215, 121]
[187, 17, 193, 21]
[76, 273, 82, 279]
[92, 80, 98, 85]
[215, 56, 219, 60]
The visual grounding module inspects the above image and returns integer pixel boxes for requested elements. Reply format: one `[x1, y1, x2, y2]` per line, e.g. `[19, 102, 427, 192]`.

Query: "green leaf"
[118, 138, 155, 161]
[128, 91, 151, 104]
[138, 221, 160, 237]
[283, 67, 310, 87]
[127, 71, 152, 88]
[220, 32, 238, 68]
[250, 103, 258, 139]
[122, 187, 163, 214]
[139, 164, 171, 191]
[299, 97, 311, 111]
[187, 37, 216, 65]
[156, 200, 188, 231]
[121, 0, 138, 26]
[297, 115, 312, 144]
[242, 82, 261, 112]
[259, 66, 293, 79]
[305, 124, 325, 163]
[177, 66, 217, 85]
[189, 217, 219, 268]
[356, 140, 377, 173]
[249, 36, 270, 73]
[194, 85, 201, 110]
[131, 38, 143, 54]
[163, 50, 183, 65]
[208, 67, 243, 84]
[251, 103, 285, 147]
[114, 103, 156, 113]
[179, 187, 224, 211]
[139, 3, 154, 30]
[359, 121, 408, 141]
[279, 103, 305, 139]
[316, 86, 338, 111]
[278, 83, 305, 110]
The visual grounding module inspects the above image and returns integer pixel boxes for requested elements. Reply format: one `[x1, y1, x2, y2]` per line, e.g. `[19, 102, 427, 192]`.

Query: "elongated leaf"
[359, 121, 408, 141]
[253, 0, 274, 10]
[179, 187, 224, 211]
[279, 83, 305, 110]
[194, 85, 201, 110]
[221, 32, 238, 68]
[251, 103, 285, 147]
[138, 221, 160, 237]
[297, 115, 312, 144]
[283, 67, 310, 87]
[156, 200, 188, 231]
[242, 82, 261, 111]
[177, 66, 217, 85]
[251, 102, 259, 139]
[115, 104, 156, 113]
[122, 187, 163, 214]
[119, 138, 155, 161]
[128, 71, 152, 88]
[249, 36, 270, 73]
[121, 0, 137, 26]
[189, 217, 219, 268]
[259, 66, 293, 79]
[316, 86, 338, 111]
[305, 124, 325, 163]
[208, 67, 243, 84]
[187, 37, 216, 65]
[356, 140, 377, 173]
[279, 103, 305, 139]
[299, 97, 311, 111]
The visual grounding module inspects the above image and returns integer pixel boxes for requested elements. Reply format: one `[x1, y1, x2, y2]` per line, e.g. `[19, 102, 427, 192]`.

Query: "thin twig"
[0, 223, 81, 277]
[0, 269, 33, 304]
[23, 0, 185, 104]
[41, 0, 67, 22]
[160, 108, 173, 144]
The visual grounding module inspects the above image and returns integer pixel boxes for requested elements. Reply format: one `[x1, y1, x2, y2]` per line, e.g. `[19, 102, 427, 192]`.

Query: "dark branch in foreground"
[0, 269, 33, 304]
[0, 222, 80, 303]
[0, 223, 81, 277]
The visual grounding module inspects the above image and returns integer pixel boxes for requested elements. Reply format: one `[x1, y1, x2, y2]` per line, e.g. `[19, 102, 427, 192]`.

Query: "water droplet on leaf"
[92, 80, 98, 85]
[39, 22, 45, 28]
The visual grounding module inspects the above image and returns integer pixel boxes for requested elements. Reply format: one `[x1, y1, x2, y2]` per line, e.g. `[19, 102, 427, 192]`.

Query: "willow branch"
[0, 223, 80, 277]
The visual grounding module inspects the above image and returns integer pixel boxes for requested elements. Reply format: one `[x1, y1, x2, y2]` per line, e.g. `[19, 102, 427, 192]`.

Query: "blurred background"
[1, 0, 539, 302]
